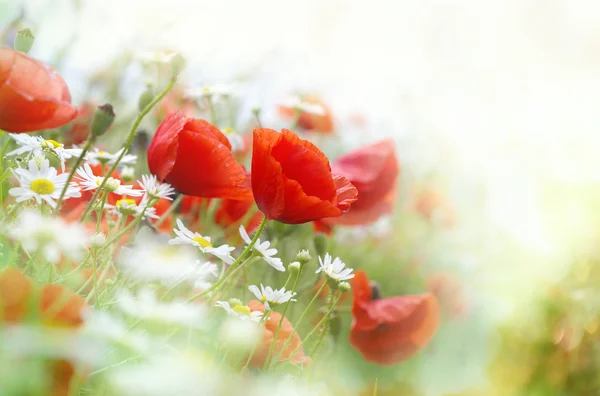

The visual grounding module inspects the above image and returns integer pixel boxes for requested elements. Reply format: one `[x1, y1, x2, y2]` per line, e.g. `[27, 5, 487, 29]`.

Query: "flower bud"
[104, 177, 120, 192]
[120, 166, 135, 182]
[296, 249, 311, 264]
[328, 310, 342, 343]
[338, 281, 351, 293]
[228, 298, 243, 307]
[138, 85, 154, 111]
[169, 53, 186, 78]
[91, 104, 115, 137]
[14, 28, 34, 53]
[313, 233, 328, 258]
[90, 232, 107, 247]
[288, 261, 301, 272]
[43, 150, 61, 169]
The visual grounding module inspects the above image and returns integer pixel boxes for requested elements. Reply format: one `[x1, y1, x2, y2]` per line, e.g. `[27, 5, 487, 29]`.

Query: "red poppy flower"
[325, 139, 399, 226]
[413, 186, 457, 228]
[349, 270, 440, 365]
[148, 112, 252, 200]
[251, 128, 358, 224]
[279, 96, 334, 134]
[0, 47, 77, 133]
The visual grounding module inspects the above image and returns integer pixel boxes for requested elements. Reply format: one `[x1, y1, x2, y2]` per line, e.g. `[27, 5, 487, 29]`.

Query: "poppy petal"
[147, 111, 187, 181]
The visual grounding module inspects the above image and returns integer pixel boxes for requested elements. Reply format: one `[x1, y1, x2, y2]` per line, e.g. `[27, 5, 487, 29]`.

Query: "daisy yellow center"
[98, 151, 107, 156]
[116, 199, 136, 208]
[232, 304, 251, 316]
[44, 139, 63, 149]
[30, 179, 55, 195]
[193, 236, 212, 248]
[260, 295, 267, 302]
[223, 127, 233, 134]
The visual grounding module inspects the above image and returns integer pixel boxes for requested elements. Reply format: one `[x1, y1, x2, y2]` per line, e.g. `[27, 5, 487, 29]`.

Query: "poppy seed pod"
[91, 104, 115, 137]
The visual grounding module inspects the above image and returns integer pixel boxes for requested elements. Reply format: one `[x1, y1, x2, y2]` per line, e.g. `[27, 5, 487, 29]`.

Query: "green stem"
[285, 292, 342, 366]
[55, 136, 95, 214]
[186, 217, 268, 302]
[80, 78, 176, 222]
[262, 268, 302, 370]
[98, 199, 153, 250]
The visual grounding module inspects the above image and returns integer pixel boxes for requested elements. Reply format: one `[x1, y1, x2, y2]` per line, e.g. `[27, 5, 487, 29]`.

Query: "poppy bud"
[91, 104, 115, 137]
[169, 53, 185, 78]
[296, 249, 311, 264]
[14, 28, 34, 53]
[329, 310, 342, 342]
[313, 234, 327, 258]
[138, 85, 154, 111]
[43, 150, 61, 169]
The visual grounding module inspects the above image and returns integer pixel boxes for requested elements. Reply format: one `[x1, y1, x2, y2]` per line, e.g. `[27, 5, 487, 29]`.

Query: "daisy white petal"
[238, 225, 285, 272]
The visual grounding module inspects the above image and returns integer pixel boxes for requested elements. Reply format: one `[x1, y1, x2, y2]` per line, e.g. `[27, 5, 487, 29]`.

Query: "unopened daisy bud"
[296, 249, 311, 264]
[104, 177, 120, 192]
[288, 261, 301, 272]
[228, 298, 243, 307]
[91, 104, 115, 137]
[138, 85, 154, 111]
[169, 53, 186, 78]
[338, 281, 351, 293]
[14, 28, 34, 53]
[313, 233, 328, 258]
[90, 232, 107, 247]
[120, 166, 135, 182]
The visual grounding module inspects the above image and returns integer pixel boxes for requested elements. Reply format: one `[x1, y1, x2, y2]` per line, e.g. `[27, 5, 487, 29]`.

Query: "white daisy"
[316, 253, 354, 282]
[248, 284, 296, 310]
[239, 225, 285, 272]
[281, 95, 326, 115]
[169, 219, 235, 264]
[116, 288, 206, 328]
[8, 210, 88, 263]
[7, 135, 83, 171]
[185, 83, 239, 100]
[85, 147, 137, 167]
[138, 174, 175, 201]
[9, 158, 81, 208]
[215, 301, 263, 322]
[119, 231, 218, 287]
[75, 163, 143, 196]
[221, 128, 245, 153]
[105, 198, 159, 219]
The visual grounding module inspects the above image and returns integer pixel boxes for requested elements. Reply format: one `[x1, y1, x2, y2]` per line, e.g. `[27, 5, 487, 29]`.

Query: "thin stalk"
[80, 78, 176, 222]
[55, 136, 95, 213]
[262, 268, 302, 369]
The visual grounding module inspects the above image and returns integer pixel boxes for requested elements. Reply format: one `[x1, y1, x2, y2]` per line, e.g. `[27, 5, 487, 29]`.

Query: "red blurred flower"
[279, 96, 334, 134]
[326, 139, 399, 226]
[150, 197, 173, 232]
[179, 195, 211, 224]
[0, 268, 86, 394]
[148, 112, 252, 199]
[247, 300, 311, 367]
[413, 186, 456, 228]
[215, 197, 263, 233]
[0, 47, 77, 133]
[251, 128, 358, 224]
[427, 272, 469, 320]
[349, 270, 440, 365]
